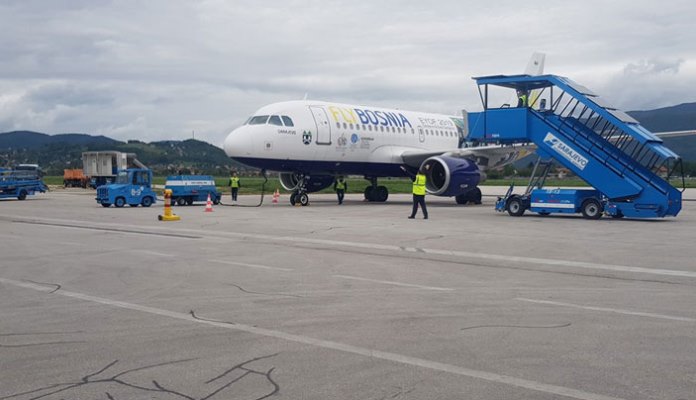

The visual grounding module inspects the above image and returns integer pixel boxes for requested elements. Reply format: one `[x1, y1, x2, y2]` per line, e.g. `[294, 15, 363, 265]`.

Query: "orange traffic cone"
[204, 193, 214, 212]
[272, 189, 279, 204]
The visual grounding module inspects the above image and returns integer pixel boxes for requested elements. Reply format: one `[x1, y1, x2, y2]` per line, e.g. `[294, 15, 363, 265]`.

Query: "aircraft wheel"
[364, 186, 374, 201]
[290, 191, 297, 206]
[506, 196, 525, 216]
[455, 194, 468, 204]
[581, 199, 603, 219]
[114, 197, 126, 208]
[298, 193, 310, 206]
[375, 186, 388, 202]
[470, 187, 482, 204]
[176, 197, 186, 206]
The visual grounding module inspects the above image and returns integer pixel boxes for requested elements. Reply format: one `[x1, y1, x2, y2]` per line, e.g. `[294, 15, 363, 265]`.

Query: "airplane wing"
[654, 130, 696, 138]
[400, 144, 535, 171]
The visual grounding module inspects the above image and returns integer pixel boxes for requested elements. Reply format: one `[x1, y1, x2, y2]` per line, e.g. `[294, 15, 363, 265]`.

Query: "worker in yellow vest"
[334, 176, 347, 205]
[517, 89, 528, 107]
[401, 164, 429, 219]
[229, 171, 240, 202]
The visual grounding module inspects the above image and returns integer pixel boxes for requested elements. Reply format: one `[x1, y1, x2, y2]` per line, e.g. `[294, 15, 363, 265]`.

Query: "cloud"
[1, 0, 695, 145]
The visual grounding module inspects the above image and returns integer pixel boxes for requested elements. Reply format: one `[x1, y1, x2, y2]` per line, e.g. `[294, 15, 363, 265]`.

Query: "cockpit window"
[269, 115, 283, 126]
[282, 116, 294, 127]
[248, 115, 270, 125]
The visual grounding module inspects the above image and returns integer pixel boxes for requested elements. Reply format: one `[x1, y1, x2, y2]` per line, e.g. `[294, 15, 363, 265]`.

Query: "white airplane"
[223, 54, 545, 206]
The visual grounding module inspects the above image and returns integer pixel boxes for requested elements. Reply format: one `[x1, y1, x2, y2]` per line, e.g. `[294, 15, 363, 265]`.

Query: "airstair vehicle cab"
[467, 74, 684, 219]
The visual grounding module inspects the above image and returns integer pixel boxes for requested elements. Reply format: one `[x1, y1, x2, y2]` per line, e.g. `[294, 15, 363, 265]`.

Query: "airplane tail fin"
[524, 52, 546, 76]
[525, 53, 546, 108]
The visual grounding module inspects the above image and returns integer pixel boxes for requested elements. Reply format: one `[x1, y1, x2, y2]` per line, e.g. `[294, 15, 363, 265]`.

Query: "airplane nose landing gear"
[289, 174, 311, 206]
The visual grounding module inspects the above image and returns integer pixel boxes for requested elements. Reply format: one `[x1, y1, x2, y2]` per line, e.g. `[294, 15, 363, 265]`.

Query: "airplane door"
[309, 106, 331, 145]
[418, 127, 425, 143]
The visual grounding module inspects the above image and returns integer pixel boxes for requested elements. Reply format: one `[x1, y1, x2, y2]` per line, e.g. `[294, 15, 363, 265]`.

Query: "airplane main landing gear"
[455, 187, 482, 205]
[363, 177, 388, 202]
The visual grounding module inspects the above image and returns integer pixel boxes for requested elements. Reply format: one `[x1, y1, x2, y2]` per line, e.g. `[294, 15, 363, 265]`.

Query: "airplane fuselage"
[224, 100, 464, 177]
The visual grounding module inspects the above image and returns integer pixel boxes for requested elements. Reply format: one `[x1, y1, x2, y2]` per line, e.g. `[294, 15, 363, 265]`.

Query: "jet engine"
[279, 172, 335, 193]
[420, 156, 481, 197]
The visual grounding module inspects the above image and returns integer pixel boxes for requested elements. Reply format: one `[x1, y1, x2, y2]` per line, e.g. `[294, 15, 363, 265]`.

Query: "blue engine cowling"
[279, 173, 335, 193]
[420, 156, 481, 197]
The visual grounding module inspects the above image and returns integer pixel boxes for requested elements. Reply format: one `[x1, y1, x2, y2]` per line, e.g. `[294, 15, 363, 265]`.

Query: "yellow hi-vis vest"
[230, 177, 240, 188]
[336, 179, 345, 190]
[412, 174, 426, 195]
[519, 94, 528, 107]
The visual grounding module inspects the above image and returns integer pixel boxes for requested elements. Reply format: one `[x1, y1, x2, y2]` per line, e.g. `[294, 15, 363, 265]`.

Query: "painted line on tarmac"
[201, 230, 696, 279]
[516, 298, 696, 322]
[209, 259, 294, 272]
[7, 214, 695, 279]
[134, 250, 177, 258]
[0, 277, 625, 400]
[11, 220, 201, 239]
[333, 274, 454, 291]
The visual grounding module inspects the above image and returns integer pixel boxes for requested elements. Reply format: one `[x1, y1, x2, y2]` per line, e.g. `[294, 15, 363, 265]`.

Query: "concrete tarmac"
[1, 188, 695, 400]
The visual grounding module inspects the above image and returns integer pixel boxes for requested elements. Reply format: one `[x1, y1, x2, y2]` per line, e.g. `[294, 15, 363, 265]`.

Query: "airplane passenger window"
[282, 116, 294, 126]
[336, 122, 341, 128]
[411, 128, 415, 134]
[350, 124, 354, 130]
[380, 126, 384, 132]
[391, 127, 395, 133]
[369, 125, 373, 131]
[343, 123, 347, 129]
[269, 115, 283, 126]
[249, 115, 270, 125]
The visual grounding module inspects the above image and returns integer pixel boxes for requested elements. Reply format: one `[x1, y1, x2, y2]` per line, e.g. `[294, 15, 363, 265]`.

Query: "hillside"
[1, 101, 695, 174]
[627, 103, 696, 132]
[0, 131, 245, 175]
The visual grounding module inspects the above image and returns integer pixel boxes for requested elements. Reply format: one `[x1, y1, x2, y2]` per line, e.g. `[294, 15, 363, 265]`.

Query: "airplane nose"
[223, 126, 251, 158]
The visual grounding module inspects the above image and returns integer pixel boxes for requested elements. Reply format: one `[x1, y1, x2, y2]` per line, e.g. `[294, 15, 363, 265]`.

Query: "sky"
[1, 0, 695, 147]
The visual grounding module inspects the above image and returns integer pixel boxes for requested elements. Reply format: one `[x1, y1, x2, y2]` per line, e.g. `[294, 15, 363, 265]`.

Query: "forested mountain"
[1, 101, 695, 175]
[0, 131, 245, 175]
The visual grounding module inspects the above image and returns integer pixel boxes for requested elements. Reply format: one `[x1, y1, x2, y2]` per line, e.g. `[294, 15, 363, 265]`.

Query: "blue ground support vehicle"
[496, 185, 605, 219]
[165, 175, 221, 206]
[0, 167, 48, 200]
[95, 168, 157, 208]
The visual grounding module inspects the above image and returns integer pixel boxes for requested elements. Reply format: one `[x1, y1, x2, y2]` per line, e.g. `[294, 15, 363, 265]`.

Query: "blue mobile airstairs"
[467, 74, 684, 219]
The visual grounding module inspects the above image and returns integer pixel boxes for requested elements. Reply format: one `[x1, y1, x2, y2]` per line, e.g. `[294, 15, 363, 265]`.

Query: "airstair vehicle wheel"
[176, 197, 186, 206]
[101, 203, 111, 208]
[506, 197, 525, 217]
[18, 190, 27, 200]
[581, 199, 602, 219]
[186, 198, 194, 205]
[114, 197, 126, 208]
[212, 196, 220, 205]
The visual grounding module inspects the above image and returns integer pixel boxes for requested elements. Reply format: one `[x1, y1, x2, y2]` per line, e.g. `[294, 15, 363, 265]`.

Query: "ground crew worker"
[334, 176, 347, 205]
[517, 89, 528, 107]
[229, 171, 240, 202]
[401, 165, 429, 219]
